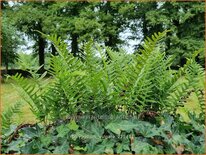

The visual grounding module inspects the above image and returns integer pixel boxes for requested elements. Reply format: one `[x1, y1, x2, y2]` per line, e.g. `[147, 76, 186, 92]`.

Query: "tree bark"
[105, 34, 114, 47]
[51, 44, 56, 56]
[71, 33, 79, 57]
[142, 14, 148, 38]
[104, 2, 117, 50]
[165, 31, 171, 52]
[38, 35, 45, 70]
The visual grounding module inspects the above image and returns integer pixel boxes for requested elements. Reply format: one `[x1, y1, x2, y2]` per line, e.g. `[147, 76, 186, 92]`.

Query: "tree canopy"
[2, 9, 21, 71]
[2, 1, 204, 69]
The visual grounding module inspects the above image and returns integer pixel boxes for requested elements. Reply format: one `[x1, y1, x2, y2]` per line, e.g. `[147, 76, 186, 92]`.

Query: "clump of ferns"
[9, 30, 204, 124]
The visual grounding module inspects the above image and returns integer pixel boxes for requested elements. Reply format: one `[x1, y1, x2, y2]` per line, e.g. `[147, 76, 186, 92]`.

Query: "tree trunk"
[165, 31, 171, 51]
[51, 44, 56, 56]
[180, 57, 186, 67]
[71, 33, 79, 57]
[105, 35, 113, 47]
[142, 14, 149, 40]
[38, 35, 45, 70]
[104, 2, 117, 50]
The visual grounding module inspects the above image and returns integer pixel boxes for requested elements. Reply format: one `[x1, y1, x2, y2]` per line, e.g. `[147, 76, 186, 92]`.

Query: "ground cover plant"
[1, 31, 205, 154]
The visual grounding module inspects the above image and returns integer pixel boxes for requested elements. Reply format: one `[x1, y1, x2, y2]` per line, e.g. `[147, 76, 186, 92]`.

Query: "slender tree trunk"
[104, 2, 116, 50]
[165, 31, 171, 51]
[180, 57, 186, 67]
[71, 33, 79, 57]
[142, 14, 149, 40]
[51, 44, 56, 56]
[105, 35, 113, 47]
[38, 35, 45, 70]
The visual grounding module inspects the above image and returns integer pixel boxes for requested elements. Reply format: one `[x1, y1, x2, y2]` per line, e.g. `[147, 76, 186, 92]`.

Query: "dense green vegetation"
[1, 79, 38, 123]
[1, 13, 21, 71]
[1, 76, 202, 124]
[1, 1, 205, 154]
[1, 113, 204, 154]
[1, 1, 204, 69]
[1, 31, 205, 154]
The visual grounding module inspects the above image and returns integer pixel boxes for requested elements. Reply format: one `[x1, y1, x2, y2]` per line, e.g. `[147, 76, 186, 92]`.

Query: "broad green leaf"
[74, 146, 87, 151]
[105, 122, 121, 135]
[67, 120, 79, 131]
[56, 124, 70, 138]
[90, 122, 104, 138]
[105, 147, 113, 154]
[92, 144, 105, 154]
[105, 120, 138, 135]
[2, 125, 17, 138]
[21, 140, 48, 154]
[21, 127, 40, 139]
[53, 140, 69, 154]
[131, 140, 159, 154]
[116, 140, 130, 153]
[40, 135, 52, 147]
[7, 139, 25, 153]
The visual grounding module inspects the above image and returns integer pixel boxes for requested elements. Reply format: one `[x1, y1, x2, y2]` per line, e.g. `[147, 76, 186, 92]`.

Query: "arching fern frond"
[1, 102, 22, 134]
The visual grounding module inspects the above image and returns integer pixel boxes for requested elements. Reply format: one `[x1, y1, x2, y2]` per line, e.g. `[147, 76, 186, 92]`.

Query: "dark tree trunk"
[1, 2, 4, 9]
[51, 44, 56, 56]
[1, 2, 7, 10]
[104, 2, 117, 50]
[38, 35, 45, 70]
[142, 15, 148, 39]
[180, 57, 186, 67]
[165, 31, 171, 51]
[71, 33, 79, 57]
[105, 35, 113, 47]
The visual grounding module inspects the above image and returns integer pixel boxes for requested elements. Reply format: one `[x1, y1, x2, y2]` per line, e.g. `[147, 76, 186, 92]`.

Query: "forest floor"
[1, 77, 203, 124]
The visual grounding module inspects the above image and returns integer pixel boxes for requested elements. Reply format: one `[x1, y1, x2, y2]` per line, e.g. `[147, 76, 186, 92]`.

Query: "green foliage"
[9, 70, 50, 123]
[1, 102, 22, 134]
[141, 2, 205, 66]
[1, 114, 205, 154]
[16, 52, 39, 70]
[9, 31, 204, 123]
[8, 2, 204, 68]
[3, 30, 205, 154]
[2, 14, 21, 69]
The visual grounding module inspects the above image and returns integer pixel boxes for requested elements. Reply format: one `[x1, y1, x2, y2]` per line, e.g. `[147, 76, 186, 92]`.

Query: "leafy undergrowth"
[1, 113, 204, 154]
[2, 31, 205, 154]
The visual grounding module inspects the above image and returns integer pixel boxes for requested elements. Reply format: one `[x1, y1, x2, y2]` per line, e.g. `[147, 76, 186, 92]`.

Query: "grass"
[1, 76, 204, 124]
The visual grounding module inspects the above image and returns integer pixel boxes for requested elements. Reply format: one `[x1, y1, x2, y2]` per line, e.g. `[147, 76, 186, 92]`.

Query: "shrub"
[2, 31, 205, 154]
[1, 113, 205, 154]
[9, 31, 204, 123]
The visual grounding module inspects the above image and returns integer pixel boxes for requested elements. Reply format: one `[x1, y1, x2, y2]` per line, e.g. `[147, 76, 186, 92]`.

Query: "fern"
[9, 30, 204, 123]
[1, 102, 22, 134]
[161, 51, 205, 114]
[9, 72, 49, 123]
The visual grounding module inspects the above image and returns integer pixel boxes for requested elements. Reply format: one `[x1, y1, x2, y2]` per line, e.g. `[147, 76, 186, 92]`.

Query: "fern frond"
[162, 55, 205, 114]
[1, 102, 22, 134]
[9, 73, 50, 122]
